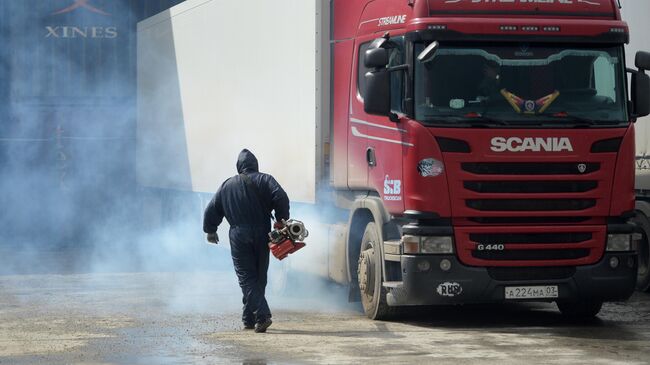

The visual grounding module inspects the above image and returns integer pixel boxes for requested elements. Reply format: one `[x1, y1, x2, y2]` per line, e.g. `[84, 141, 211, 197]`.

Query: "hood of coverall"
[236, 149, 259, 174]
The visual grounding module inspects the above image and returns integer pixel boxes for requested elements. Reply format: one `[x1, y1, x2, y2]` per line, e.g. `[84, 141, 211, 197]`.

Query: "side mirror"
[636, 51, 650, 71]
[632, 71, 650, 118]
[365, 48, 388, 69]
[364, 69, 391, 117]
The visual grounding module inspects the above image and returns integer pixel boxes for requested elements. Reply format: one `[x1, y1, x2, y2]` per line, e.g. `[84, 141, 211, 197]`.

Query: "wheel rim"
[358, 247, 375, 297]
[358, 230, 379, 315]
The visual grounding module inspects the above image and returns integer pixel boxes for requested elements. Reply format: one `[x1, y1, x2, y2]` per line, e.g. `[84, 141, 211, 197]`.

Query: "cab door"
[347, 40, 370, 189]
[350, 33, 407, 212]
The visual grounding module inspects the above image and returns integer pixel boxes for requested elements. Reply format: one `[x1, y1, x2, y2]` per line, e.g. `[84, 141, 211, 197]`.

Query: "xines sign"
[45, 0, 118, 39]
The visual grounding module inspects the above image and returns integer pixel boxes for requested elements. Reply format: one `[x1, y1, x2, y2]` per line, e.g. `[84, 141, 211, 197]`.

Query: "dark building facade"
[0, 0, 185, 244]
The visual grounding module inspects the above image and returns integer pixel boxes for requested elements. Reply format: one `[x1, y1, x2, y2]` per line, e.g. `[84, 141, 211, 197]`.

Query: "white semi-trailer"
[623, 0, 650, 292]
[136, 0, 338, 283]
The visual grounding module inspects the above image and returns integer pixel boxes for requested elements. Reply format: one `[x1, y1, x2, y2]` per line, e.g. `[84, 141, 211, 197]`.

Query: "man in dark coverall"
[203, 149, 290, 333]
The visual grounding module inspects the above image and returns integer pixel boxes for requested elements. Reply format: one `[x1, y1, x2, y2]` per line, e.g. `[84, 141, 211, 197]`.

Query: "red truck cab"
[330, 0, 650, 319]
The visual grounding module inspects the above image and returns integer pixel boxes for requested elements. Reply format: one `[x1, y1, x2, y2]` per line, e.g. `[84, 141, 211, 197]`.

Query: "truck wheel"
[357, 222, 397, 320]
[632, 213, 650, 292]
[556, 300, 603, 319]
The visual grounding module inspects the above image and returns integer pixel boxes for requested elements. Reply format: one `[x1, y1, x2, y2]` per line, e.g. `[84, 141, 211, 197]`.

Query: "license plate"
[505, 285, 558, 299]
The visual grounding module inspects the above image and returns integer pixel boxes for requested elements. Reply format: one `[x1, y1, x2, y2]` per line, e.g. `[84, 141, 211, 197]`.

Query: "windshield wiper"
[535, 112, 598, 127]
[474, 114, 509, 126]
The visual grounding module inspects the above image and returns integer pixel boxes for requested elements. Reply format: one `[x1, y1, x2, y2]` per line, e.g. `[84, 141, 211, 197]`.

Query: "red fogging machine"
[268, 219, 308, 260]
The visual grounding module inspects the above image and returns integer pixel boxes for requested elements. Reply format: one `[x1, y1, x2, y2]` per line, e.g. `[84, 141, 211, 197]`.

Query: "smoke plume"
[0, 0, 351, 316]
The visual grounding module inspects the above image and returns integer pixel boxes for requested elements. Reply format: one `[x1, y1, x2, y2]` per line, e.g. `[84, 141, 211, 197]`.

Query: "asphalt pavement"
[1, 270, 649, 365]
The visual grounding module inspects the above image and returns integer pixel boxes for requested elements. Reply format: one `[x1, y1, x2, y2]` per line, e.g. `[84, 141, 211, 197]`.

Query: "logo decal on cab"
[490, 137, 573, 152]
[383, 175, 402, 201]
[378, 15, 406, 27]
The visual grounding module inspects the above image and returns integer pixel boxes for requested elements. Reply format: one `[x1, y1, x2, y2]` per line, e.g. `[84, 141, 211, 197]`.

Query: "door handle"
[366, 147, 376, 167]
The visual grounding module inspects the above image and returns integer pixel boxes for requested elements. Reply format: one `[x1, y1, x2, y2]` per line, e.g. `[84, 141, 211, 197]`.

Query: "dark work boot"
[254, 317, 272, 333]
[243, 322, 255, 330]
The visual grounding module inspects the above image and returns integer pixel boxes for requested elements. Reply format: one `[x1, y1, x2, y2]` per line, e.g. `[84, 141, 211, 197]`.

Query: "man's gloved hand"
[206, 232, 218, 244]
[273, 221, 285, 230]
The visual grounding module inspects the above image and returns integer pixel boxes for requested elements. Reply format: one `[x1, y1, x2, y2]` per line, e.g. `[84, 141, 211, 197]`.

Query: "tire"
[632, 213, 650, 292]
[357, 222, 399, 320]
[556, 300, 603, 319]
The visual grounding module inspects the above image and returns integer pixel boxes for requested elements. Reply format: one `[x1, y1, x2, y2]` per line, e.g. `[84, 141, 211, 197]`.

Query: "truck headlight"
[421, 236, 454, 254]
[401, 235, 454, 254]
[606, 234, 636, 252]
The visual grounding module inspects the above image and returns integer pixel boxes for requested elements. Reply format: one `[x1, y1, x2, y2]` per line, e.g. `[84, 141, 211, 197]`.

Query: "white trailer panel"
[136, 0, 328, 203]
[621, 1, 650, 189]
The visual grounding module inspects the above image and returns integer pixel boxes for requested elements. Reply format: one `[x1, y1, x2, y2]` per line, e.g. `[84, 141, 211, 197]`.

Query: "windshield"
[414, 43, 628, 127]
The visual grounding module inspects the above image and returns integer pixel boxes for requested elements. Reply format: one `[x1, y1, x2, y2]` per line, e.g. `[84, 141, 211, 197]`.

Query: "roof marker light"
[500, 25, 517, 32]
[428, 25, 446, 30]
[522, 26, 539, 32]
[543, 26, 561, 32]
[609, 27, 626, 33]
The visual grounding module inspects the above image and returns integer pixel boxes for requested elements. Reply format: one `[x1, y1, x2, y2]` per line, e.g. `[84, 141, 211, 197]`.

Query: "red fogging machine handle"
[269, 239, 306, 261]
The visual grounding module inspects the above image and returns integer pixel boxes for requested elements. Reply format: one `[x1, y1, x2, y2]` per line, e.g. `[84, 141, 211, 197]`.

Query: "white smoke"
[0, 0, 354, 320]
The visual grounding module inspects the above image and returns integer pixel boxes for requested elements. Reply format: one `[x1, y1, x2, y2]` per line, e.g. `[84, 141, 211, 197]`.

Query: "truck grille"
[468, 217, 591, 224]
[469, 231, 593, 263]
[469, 232, 591, 244]
[473, 249, 590, 261]
[454, 226, 606, 267]
[456, 160, 607, 216]
[461, 162, 600, 175]
[437, 129, 623, 267]
[466, 199, 596, 211]
[464, 181, 597, 194]
[459, 162, 602, 215]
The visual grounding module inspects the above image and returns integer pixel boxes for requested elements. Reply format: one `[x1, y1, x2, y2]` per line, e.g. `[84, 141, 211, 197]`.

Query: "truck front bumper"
[386, 253, 637, 306]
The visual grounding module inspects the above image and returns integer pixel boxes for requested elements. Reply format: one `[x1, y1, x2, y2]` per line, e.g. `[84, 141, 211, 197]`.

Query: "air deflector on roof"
[427, 0, 615, 19]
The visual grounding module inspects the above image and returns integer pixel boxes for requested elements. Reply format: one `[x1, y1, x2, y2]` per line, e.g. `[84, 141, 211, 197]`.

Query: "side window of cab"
[357, 36, 405, 113]
[593, 55, 617, 102]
